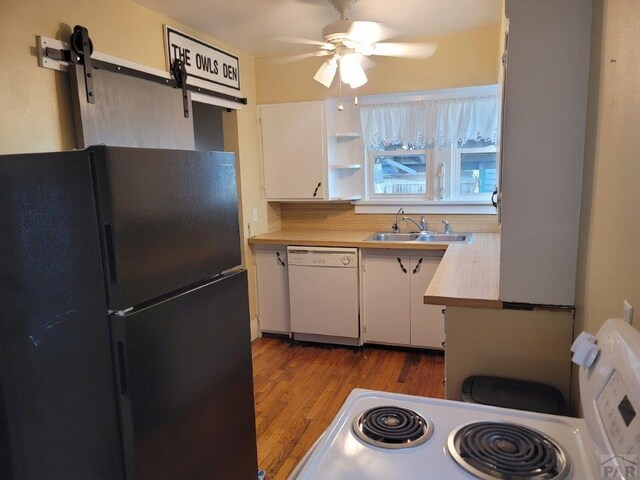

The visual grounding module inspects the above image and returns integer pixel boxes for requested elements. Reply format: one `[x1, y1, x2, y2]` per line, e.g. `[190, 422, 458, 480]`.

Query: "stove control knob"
[572, 341, 600, 369]
[571, 331, 596, 353]
[342, 256, 351, 265]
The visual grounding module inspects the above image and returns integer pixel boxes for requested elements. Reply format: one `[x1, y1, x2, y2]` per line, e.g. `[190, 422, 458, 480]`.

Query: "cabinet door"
[363, 254, 411, 345]
[259, 102, 326, 200]
[410, 254, 445, 349]
[255, 247, 290, 333]
[499, 0, 591, 306]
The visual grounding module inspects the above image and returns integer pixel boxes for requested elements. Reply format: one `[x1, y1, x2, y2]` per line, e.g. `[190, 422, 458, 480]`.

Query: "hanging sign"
[164, 26, 240, 91]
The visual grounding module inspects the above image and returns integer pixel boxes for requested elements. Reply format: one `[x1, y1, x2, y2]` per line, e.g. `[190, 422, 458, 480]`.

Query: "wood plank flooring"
[251, 337, 445, 480]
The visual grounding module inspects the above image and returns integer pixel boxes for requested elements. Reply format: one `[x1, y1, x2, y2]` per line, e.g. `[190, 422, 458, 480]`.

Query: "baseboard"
[250, 317, 260, 341]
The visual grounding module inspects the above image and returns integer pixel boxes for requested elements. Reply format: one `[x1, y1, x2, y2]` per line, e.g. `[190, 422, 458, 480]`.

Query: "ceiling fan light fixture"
[314, 58, 338, 88]
[339, 53, 367, 88]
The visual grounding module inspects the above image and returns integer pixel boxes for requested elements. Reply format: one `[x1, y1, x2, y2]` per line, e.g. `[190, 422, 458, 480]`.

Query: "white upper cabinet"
[499, 0, 592, 306]
[259, 101, 327, 200]
[258, 99, 365, 201]
[326, 98, 365, 201]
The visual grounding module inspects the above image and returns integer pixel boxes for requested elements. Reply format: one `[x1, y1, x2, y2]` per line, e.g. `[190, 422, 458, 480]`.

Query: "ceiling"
[133, 0, 502, 56]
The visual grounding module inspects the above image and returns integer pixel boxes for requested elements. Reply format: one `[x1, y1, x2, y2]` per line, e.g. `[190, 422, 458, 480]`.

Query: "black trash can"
[461, 376, 568, 416]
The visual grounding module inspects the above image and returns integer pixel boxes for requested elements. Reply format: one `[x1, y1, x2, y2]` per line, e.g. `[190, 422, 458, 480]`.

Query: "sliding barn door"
[70, 65, 195, 149]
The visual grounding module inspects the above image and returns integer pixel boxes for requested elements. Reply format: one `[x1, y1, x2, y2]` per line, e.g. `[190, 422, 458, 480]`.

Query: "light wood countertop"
[248, 230, 449, 251]
[424, 233, 501, 309]
[249, 230, 501, 308]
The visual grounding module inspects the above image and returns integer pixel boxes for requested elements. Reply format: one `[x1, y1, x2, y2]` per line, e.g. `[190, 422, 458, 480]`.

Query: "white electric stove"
[289, 318, 640, 479]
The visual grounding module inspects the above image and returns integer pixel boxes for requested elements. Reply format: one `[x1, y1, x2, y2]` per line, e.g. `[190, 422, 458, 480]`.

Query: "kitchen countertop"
[423, 233, 501, 309]
[249, 230, 501, 309]
[248, 230, 450, 250]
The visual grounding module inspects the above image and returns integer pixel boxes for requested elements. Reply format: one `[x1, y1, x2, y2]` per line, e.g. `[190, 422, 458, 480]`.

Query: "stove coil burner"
[447, 421, 571, 480]
[352, 406, 433, 449]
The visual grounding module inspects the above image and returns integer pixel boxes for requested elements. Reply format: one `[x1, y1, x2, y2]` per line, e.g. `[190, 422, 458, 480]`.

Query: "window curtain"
[360, 95, 499, 149]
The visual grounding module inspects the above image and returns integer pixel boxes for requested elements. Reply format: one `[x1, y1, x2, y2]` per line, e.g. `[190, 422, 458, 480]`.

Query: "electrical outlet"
[252, 208, 258, 223]
[623, 300, 634, 325]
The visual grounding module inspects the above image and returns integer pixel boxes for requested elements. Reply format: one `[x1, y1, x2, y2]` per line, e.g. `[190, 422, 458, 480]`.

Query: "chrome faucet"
[442, 220, 451, 233]
[392, 208, 405, 233]
[403, 215, 427, 232]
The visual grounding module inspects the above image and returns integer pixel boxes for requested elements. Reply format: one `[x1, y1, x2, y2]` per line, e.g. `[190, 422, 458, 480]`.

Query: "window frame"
[450, 144, 498, 202]
[367, 149, 434, 201]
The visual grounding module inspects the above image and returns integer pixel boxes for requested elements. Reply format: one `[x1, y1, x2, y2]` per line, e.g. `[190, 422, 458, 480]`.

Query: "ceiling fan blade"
[273, 35, 335, 50]
[372, 42, 438, 59]
[270, 50, 332, 65]
[347, 21, 396, 45]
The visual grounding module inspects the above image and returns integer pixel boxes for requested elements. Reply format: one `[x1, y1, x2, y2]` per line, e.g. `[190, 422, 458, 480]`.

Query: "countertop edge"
[248, 233, 449, 251]
[423, 295, 503, 309]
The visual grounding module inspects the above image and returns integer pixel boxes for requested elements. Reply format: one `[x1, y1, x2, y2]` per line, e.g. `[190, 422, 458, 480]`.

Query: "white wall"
[576, 0, 640, 335]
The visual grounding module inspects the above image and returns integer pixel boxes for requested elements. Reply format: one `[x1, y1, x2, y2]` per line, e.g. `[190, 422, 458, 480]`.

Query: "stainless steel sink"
[367, 232, 421, 242]
[366, 231, 472, 243]
[417, 233, 472, 243]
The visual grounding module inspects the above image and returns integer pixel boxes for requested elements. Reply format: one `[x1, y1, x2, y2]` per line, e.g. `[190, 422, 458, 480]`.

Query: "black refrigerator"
[0, 146, 258, 480]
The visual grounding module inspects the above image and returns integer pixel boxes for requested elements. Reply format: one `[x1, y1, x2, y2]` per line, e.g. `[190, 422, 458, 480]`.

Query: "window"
[357, 86, 500, 212]
[369, 150, 433, 199]
[452, 141, 497, 201]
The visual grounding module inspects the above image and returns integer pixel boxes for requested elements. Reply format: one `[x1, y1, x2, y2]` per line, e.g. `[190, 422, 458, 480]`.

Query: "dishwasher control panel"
[287, 247, 358, 268]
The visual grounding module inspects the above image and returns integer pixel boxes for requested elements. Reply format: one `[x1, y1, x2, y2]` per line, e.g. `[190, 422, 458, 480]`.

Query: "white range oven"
[289, 318, 640, 479]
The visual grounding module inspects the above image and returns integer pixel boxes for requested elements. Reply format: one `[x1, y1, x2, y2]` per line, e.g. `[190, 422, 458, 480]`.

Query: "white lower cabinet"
[254, 246, 290, 334]
[362, 251, 445, 349]
[362, 254, 412, 345]
[410, 255, 446, 349]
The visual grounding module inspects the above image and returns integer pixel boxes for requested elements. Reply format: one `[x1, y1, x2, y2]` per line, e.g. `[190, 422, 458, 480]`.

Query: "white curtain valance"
[360, 95, 499, 149]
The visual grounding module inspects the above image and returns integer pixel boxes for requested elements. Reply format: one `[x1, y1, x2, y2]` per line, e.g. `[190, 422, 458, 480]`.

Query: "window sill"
[353, 200, 496, 215]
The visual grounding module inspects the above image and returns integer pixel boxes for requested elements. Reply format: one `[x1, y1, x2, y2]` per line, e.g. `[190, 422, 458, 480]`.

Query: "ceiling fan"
[279, 0, 438, 89]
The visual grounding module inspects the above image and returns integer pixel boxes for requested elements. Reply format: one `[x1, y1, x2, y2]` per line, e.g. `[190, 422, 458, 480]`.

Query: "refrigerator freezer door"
[92, 147, 242, 310]
[111, 269, 257, 480]
[0, 151, 124, 479]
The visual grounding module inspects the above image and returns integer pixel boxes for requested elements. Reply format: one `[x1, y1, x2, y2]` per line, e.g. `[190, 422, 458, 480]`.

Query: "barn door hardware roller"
[43, 25, 95, 102]
[171, 59, 190, 118]
[70, 25, 95, 103]
[41, 25, 248, 113]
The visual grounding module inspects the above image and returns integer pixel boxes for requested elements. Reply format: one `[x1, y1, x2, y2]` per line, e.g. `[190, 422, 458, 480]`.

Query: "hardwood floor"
[251, 337, 445, 480]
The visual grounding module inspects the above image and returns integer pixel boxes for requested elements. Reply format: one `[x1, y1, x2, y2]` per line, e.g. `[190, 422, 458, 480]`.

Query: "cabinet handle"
[442, 379, 446, 387]
[491, 187, 498, 208]
[276, 251, 286, 267]
[312, 182, 322, 198]
[397, 257, 407, 274]
[441, 341, 446, 348]
[412, 258, 423, 274]
[441, 308, 446, 315]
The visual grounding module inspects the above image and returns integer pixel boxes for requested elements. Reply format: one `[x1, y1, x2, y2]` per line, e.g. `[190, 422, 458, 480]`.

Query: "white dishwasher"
[287, 246, 360, 345]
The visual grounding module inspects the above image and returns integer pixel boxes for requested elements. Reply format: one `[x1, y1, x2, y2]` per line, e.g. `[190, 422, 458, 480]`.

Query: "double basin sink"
[366, 232, 472, 243]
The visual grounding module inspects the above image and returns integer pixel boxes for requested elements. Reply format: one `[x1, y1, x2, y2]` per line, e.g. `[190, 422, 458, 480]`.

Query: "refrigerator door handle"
[109, 315, 137, 480]
[111, 317, 130, 399]
[115, 341, 129, 396]
[104, 223, 119, 285]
